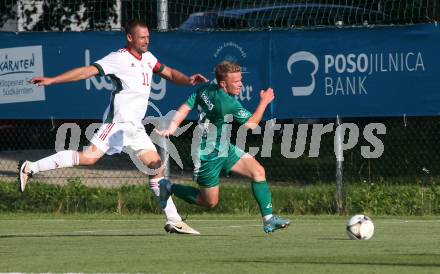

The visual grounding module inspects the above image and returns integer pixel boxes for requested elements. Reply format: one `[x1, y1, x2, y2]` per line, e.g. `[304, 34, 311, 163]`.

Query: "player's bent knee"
[252, 165, 266, 180]
[204, 200, 218, 209]
[147, 158, 162, 170]
[199, 196, 218, 208]
[137, 150, 162, 169]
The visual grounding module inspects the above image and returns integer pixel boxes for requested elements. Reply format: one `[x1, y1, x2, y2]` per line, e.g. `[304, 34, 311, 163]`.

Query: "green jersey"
[185, 83, 252, 161]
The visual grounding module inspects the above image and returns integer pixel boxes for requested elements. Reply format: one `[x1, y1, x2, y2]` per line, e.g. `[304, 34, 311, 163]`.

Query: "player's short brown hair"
[125, 20, 148, 35]
[215, 61, 241, 82]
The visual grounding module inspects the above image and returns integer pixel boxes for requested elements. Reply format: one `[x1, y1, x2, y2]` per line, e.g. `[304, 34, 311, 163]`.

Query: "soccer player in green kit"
[156, 60, 290, 233]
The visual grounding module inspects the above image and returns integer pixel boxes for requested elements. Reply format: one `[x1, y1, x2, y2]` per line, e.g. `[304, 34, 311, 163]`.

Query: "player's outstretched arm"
[155, 104, 192, 137]
[30, 65, 99, 86]
[245, 88, 275, 129]
[159, 66, 208, 86]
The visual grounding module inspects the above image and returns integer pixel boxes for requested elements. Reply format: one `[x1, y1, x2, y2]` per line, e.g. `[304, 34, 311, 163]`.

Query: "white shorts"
[90, 123, 156, 155]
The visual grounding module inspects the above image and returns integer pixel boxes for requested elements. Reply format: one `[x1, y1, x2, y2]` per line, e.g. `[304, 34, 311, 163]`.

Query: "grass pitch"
[0, 214, 439, 273]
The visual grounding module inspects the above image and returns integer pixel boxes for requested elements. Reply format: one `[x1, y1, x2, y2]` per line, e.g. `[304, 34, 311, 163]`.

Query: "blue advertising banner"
[270, 25, 439, 118]
[0, 24, 439, 119]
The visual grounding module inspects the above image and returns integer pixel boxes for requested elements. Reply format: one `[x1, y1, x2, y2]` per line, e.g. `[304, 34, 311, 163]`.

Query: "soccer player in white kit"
[20, 20, 208, 234]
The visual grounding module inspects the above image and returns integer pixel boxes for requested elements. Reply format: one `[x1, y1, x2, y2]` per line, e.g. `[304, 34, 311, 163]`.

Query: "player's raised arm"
[30, 65, 100, 86]
[158, 66, 208, 86]
[244, 87, 275, 129]
[155, 103, 192, 137]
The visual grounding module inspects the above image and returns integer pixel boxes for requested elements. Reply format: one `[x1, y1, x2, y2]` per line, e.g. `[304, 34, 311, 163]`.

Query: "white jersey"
[93, 48, 163, 125]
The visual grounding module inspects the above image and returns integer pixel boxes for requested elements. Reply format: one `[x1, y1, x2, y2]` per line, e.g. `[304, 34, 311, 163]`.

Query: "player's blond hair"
[215, 61, 241, 82]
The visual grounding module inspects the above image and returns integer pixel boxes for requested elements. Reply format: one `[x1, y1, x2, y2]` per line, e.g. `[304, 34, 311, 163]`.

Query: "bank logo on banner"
[287, 51, 319, 96]
[213, 41, 252, 101]
[288, 50, 425, 97]
[0, 45, 45, 104]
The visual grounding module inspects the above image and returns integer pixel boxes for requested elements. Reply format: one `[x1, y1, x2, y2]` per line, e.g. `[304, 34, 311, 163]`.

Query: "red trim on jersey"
[153, 62, 162, 73]
[99, 123, 114, 140]
[125, 46, 142, 61]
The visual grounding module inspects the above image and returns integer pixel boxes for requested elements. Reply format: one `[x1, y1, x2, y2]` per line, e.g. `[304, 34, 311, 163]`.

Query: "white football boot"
[18, 160, 33, 192]
[164, 221, 200, 235]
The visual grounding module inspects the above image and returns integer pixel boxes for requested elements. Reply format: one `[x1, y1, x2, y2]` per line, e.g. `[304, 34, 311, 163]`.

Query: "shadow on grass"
[0, 233, 165, 238]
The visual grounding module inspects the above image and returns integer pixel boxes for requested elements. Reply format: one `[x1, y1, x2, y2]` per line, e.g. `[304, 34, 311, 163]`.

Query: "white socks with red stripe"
[26, 152, 183, 223]
[149, 177, 182, 222]
[29, 150, 79, 174]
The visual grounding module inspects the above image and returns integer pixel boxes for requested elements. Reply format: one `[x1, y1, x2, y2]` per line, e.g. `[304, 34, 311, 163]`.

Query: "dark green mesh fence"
[1, 0, 439, 32]
[1, 1, 439, 187]
[1, 117, 440, 186]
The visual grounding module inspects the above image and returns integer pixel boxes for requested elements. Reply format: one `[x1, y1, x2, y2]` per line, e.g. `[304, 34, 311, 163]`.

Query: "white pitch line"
[381, 219, 440, 224]
[1, 218, 438, 237]
[0, 229, 150, 237]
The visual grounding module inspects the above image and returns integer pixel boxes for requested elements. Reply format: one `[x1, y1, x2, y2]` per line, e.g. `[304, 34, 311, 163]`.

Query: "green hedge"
[1, 180, 439, 215]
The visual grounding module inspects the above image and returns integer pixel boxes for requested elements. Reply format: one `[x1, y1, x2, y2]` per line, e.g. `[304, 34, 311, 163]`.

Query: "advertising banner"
[0, 45, 45, 104]
[0, 24, 439, 119]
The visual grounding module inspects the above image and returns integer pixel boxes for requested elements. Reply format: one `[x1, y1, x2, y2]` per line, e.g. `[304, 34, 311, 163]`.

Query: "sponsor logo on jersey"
[237, 109, 250, 118]
[200, 92, 214, 111]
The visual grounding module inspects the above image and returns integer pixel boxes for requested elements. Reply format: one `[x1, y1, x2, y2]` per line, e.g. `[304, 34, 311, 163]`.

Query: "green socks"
[251, 181, 273, 217]
[171, 184, 200, 204]
[170, 181, 272, 215]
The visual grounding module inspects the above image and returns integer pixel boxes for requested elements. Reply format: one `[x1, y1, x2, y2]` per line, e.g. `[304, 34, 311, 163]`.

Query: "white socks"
[149, 177, 182, 222]
[263, 214, 273, 222]
[27, 152, 183, 223]
[29, 150, 79, 174]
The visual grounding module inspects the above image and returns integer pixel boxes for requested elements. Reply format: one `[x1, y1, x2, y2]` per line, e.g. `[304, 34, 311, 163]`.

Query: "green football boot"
[264, 216, 290, 233]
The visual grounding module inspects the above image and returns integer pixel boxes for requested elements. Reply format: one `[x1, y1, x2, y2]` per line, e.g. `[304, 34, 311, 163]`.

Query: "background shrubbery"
[1, 180, 438, 215]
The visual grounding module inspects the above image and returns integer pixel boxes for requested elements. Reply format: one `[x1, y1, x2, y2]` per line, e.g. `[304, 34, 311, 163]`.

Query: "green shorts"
[193, 144, 245, 188]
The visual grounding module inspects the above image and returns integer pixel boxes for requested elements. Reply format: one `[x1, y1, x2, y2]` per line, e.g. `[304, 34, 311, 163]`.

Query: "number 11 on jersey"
[142, 72, 149, 86]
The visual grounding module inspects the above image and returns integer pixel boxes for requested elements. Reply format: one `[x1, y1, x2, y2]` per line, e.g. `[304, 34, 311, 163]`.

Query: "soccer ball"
[346, 214, 374, 240]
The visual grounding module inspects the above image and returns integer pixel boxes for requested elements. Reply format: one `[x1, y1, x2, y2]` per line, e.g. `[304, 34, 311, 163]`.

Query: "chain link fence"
[1, 1, 439, 187]
[1, 117, 440, 187]
[1, 0, 439, 32]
